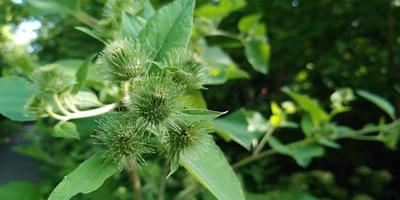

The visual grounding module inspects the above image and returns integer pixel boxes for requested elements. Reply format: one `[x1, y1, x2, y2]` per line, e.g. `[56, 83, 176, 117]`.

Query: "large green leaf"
[0, 76, 34, 121]
[138, 0, 195, 61]
[48, 153, 121, 200]
[283, 88, 330, 126]
[268, 137, 325, 167]
[0, 181, 41, 200]
[357, 90, 396, 119]
[181, 138, 245, 200]
[213, 109, 257, 150]
[117, 13, 146, 39]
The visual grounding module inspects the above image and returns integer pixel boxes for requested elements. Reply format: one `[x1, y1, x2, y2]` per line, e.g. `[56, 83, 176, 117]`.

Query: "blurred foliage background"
[1, 0, 400, 199]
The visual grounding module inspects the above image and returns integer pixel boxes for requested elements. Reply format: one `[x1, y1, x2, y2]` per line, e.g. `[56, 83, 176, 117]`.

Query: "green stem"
[53, 94, 71, 115]
[253, 128, 275, 155]
[130, 161, 143, 200]
[47, 103, 118, 122]
[232, 120, 400, 169]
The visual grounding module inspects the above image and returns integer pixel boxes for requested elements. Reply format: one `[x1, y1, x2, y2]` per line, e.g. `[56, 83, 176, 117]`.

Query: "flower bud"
[127, 76, 184, 126]
[97, 39, 149, 83]
[162, 49, 208, 90]
[95, 113, 153, 168]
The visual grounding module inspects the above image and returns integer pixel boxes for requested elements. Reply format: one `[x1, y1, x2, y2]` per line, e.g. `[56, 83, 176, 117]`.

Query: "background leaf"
[0, 181, 41, 200]
[268, 137, 325, 167]
[213, 109, 258, 150]
[0, 76, 34, 121]
[283, 88, 330, 126]
[357, 90, 396, 119]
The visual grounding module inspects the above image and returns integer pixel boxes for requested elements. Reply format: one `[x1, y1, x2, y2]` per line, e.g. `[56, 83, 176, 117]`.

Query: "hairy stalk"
[64, 98, 80, 112]
[253, 128, 275, 155]
[47, 103, 118, 122]
[53, 94, 71, 115]
[130, 161, 143, 200]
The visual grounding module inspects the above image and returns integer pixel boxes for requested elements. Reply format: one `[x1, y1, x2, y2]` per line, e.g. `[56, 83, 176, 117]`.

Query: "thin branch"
[253, 128, 275, 155]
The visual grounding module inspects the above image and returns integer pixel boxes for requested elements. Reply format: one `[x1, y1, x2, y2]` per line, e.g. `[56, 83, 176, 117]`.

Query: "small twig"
[253, 128, 275, 155]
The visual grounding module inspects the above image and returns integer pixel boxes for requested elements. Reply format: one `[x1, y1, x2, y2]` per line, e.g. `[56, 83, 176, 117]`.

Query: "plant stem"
[46, 103, 118, 122]
[130, 161, 143, 200]
[64, 98, 80, 112]
[53, 94, 71, 115]
[253, 128, 275, 155]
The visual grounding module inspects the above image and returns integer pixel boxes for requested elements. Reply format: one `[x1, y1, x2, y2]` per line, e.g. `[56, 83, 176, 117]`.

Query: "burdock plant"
[20, 1, 247, 199]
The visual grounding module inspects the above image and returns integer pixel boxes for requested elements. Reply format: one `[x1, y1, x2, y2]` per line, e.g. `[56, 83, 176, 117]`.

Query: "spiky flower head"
[162, 48, 208, 90]
[127, 75, 184, 126]
[97, 38, 149, 83]
[94, 113, 153, 168]
[25, 95, 49, 118]
[31, 67, 75, 94]
[163, 120, 211, 174]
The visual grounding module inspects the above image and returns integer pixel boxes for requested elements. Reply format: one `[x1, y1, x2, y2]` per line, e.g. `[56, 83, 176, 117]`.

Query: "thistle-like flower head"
[163, 120, 211, 174]
[162, 48, 208, 90]
[25, 95, 49, 118]
[97, 38, 149, 83]
[127, 75, 184, 126]
[31, 67, 75, 94]
[95, 113, 153, 168]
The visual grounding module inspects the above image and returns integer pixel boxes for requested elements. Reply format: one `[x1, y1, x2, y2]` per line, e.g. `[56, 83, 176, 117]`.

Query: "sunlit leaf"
[181, 138, 245, 200]
[357, 90, 396, 119]
[48, 153, 121, 200]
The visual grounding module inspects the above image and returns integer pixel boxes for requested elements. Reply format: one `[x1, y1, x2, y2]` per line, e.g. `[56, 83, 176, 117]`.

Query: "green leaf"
[301, 114, 313, 137]
[283, 88, 330, 126]
[181, 137, 245, 200]
[182, 108, 226, 121]
[0, 76, 34, 121]
[357, 90, 396, 119]
[53, 122, 80, 140]
[213, 109, 258, 150]
[238, 14, 262, 33]
[247, 191, 318, 200]
[201, 44, 249, 84]
[75, 26, 106, 44]
[138, 0, 195, 61]
[48, 153, 121, 200]
[244, 37, 270, 74]
[195, 0, 246, 18]
[117, 13, 146, 39]
[27, 0, 77, 15]
[185, 90, 207, 108]
[72, 56, 94, 94]
[0, 181, 41, 200]
[68, 90, 102, 110]
[268, 137, 325, 167]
